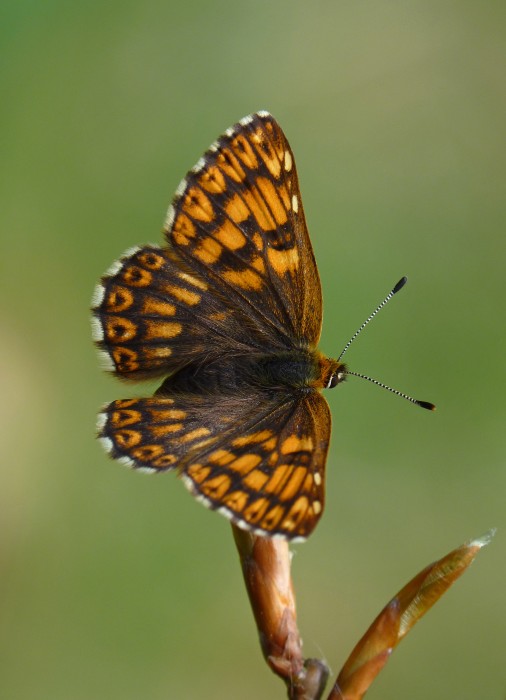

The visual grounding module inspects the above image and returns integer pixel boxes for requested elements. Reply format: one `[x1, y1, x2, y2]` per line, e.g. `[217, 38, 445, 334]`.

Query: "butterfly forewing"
[164, 112, 323, 348]
[92, 115, 322, 379]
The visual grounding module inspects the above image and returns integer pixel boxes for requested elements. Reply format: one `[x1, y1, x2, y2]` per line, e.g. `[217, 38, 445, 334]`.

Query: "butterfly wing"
[92, 244, 289, 379]
[98, 388, 331, 540]
[92, 113, 322, 379]
[164, 111, 323, 348]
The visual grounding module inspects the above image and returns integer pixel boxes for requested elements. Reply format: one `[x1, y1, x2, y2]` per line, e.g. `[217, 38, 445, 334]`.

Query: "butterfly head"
[314, 354, 346, 390]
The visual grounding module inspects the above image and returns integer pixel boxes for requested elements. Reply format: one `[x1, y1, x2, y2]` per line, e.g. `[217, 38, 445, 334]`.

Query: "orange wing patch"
[182, 187, 215, 222]
[225, 193, 250, 223]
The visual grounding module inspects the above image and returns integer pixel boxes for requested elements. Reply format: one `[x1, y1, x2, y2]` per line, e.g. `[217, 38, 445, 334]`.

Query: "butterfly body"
[93, 112, 341, 540]
[154, 350, 343, 396]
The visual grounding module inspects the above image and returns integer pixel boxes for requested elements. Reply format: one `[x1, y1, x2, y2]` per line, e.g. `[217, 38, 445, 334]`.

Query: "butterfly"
[92, 111, 350, 541]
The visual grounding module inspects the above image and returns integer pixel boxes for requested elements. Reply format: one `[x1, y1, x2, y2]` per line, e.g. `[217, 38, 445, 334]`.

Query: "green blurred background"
[2, 2, 505, 698]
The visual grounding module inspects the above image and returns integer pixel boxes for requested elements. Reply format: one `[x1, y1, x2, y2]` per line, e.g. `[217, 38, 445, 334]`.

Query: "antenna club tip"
[417, 400, 436, 411]
[393, 276, 408, 294]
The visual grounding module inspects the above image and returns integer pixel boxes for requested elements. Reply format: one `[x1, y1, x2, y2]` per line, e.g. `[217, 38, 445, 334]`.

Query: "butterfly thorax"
[155, 350, 345, 395]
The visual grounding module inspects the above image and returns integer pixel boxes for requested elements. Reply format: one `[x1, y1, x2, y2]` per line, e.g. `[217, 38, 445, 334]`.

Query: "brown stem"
[232, 525, 329, 699]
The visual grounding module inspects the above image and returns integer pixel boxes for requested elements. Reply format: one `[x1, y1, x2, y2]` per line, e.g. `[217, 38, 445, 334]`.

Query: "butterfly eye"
[327, 371, 344, 389]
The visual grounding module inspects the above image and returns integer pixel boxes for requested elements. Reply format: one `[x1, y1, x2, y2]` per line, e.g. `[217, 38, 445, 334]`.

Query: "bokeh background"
[2, 2, 505, 698]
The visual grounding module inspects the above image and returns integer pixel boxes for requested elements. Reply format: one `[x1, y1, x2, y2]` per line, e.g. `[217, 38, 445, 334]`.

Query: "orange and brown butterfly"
[91, 111, 346, 541]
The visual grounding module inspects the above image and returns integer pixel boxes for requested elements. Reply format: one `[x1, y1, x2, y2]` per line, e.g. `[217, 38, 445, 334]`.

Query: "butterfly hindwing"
[190, 389, 331, 539]
[98, 388, 330, 539]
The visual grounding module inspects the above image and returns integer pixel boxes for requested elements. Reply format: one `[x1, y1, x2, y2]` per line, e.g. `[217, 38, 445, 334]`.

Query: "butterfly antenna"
[343, 370, 435, 411]
[338, 276, 407, 361]
[337, 276, 435, 410]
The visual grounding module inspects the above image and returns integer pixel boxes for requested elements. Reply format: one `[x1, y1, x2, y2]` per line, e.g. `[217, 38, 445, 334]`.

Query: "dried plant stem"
[232, 525, 329, 699]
